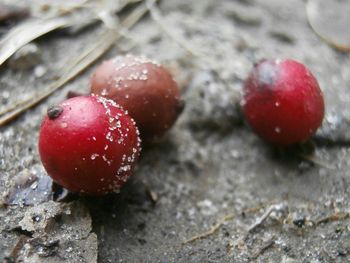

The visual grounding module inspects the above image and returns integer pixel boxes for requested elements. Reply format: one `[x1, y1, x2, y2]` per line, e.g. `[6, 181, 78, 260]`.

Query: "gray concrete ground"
[1, 0, 350, 262]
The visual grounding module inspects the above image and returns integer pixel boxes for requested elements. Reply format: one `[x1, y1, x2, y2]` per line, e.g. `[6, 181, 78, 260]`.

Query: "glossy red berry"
[243, 59, 325, 145]
[90, 54, 183, 141]
[38, 95, 141, 195]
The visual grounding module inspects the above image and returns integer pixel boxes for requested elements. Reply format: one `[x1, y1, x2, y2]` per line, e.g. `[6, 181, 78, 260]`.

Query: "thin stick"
[9, 235, 30, 260]
[247, 203, 288, 233]
[122, 0, 156, 28]
[0, 97, 32, 117]
[316, 212, 349, 226]
[242, 200, 278, 214]
[183, 200, 281, 245]
[251, 237, 275, 260]
[182, 214, 234, 244]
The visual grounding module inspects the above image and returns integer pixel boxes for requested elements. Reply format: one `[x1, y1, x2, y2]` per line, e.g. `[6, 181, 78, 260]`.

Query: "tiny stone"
[293, 217, 306, 228]
[34, 65, 47, 78]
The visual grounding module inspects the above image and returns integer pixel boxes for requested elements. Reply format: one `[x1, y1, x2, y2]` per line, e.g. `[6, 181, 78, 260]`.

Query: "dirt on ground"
[1, 0, 350, 262]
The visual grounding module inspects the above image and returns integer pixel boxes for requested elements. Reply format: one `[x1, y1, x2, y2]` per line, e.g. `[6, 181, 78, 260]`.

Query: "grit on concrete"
[1, 0, 350, 262]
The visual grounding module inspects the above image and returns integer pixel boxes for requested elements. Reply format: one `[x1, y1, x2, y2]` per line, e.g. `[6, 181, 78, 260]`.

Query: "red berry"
[38, 95, 141, 195]
[243, 59, 325, 145]
[90, 54, 183, 141]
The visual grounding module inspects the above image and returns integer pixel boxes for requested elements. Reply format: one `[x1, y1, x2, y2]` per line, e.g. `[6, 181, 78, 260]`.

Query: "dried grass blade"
[0, 98, 32, 117]
[0, 31, 114, 126]
[0, 17, 73, 67]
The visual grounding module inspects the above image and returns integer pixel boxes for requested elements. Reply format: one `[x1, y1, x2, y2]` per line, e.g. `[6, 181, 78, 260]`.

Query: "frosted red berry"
[38, 95, 141, 195]
[90, 54, 183, 141]
[243, 59, 325, 145]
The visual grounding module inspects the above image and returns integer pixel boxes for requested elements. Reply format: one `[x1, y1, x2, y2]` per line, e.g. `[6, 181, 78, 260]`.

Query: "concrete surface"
[1, 0, 350, 262]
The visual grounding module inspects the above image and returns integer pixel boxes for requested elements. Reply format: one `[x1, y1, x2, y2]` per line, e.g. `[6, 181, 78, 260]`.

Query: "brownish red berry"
[90, 54, 183, 141]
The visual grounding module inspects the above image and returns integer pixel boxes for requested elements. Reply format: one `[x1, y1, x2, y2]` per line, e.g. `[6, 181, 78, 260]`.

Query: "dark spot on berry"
[47, 105, 63, 120]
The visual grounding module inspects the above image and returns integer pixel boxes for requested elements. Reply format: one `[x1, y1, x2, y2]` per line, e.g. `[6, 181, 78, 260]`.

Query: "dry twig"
[247, 203, 288, 234]
[183, 214, 234, 244]
[183, 200, 281, 245]
[242, 200, 279, 214]
[316, 212, 349, 226]
[0, 98, 32, 117]
[9, 235, 30, 260]
[251, 237, 275, 260]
